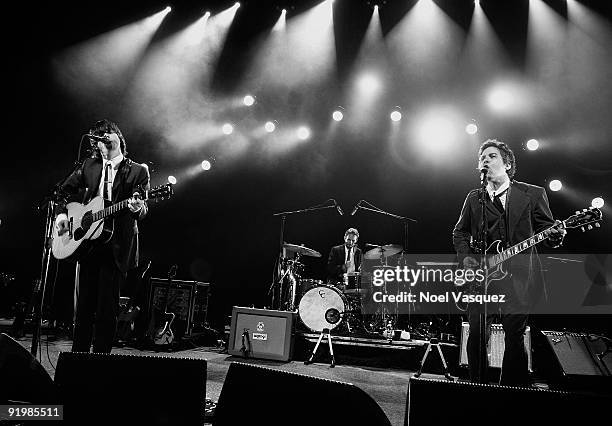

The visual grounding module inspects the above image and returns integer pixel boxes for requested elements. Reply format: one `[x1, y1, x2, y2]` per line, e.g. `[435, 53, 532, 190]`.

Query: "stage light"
[222, 123, 234, 135]
[592, 197, 604, 209]
[549, 180, 562, 192]
[465, 123, 478, 135]
[164, 6, 172, 13]
[201, 160, 212, 171]
[235, 2, 241, 8]
[332, 110, 344, 122]
[526, 139, 539, 151]
[265, 121, 276, 132]
[357, 73, 382, 96]
[297, 126, 311, 140]
[243, 95, 255, 106]
[168, 175, 177, 185]
[390, 110, 402, 122]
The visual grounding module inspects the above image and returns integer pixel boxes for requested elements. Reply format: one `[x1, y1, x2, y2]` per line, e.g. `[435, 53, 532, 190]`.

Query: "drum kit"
[276, 241, 406, 339]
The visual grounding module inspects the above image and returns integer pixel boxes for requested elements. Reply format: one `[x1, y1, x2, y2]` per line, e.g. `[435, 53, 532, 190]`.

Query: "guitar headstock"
[564, 207, 603, 232]
[145, 183, 174, 201]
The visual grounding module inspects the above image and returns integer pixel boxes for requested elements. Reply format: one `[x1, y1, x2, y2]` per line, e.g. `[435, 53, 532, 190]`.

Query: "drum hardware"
[363, 243, 403, 263]
[304, 327, 336, 368]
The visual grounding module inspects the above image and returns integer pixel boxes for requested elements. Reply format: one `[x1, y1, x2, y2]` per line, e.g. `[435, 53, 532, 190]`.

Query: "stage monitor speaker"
[405, 376, 612, 426]
[0, 333, 57, 404]
[459, 322, 532, 371]
[54, 351, 206, 425]
[228, 307, 294, 361]
[215, 361, 391, 426]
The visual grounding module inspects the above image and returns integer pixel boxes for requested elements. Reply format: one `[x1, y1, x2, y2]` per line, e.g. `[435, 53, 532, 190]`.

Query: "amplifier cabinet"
[148, 278, 210, 339]
[228, 307, 295, 361]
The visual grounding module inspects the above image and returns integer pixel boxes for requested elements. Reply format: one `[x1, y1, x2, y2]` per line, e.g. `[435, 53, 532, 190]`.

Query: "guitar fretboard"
[92, 199, 130, 222]
[488, 224, 561, 268]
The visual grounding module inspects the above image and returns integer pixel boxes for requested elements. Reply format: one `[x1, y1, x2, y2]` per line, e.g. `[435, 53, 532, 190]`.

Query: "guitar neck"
[92, 199, 130, 222]
[488, 222, 564, 268]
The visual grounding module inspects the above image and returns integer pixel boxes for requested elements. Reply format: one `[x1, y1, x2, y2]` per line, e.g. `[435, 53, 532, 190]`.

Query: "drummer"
[327, 227, 362, 285]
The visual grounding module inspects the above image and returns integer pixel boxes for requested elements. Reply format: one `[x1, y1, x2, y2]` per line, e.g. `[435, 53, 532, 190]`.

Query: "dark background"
[1, 0, 611, 333]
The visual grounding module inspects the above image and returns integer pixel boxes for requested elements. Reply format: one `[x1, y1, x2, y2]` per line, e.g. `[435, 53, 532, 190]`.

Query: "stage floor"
[5, 330, 444, 426]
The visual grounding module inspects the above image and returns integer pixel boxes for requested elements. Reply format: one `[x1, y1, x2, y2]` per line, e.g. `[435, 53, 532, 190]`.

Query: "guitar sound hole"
[80, 211, 93, 231]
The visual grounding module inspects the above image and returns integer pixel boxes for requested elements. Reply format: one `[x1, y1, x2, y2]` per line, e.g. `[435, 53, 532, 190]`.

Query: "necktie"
[493, 189, 507, 212]
[103, 162, 112, 201]
[346, 248, 351, 263]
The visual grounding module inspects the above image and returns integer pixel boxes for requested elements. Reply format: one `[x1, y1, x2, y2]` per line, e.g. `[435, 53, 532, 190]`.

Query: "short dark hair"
[478, 139, 516, 179]
[345, 228, 359, 239]
[89, 119, 127, 156]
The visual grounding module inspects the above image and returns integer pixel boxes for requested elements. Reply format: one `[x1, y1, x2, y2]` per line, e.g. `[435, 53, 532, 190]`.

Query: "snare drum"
[298, 285, 348, 332]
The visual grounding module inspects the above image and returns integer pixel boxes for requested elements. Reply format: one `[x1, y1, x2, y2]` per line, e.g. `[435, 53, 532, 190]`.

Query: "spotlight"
[222, 123, 234, 135]
[332, 110, 343, 122]
[201, 160, 212, 171]
[168, 175, 177, 185]
[390, 110, 402, 122]
[297, 126, 311, 140]
[235, 2, 241, 8]
[526, 139, 539, 151]
[265, 121, 276, 132]
[465, 123, 478, 135]
[243, 95, 255, 106]
[592, 197, 604, 209]
[549, 180, 562, 192]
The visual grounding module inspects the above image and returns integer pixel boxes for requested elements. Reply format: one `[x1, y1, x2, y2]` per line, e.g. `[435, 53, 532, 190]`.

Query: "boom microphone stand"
[476, 169, 489, 383]
[353, 200, 417, 330]
[270, 199, 341, 310]
[30, 135, 92, 357]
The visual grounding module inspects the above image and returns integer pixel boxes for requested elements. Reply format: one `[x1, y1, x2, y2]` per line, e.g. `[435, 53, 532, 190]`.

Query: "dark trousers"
[72, 244, 124, 353]
[467, 279, 529, 386]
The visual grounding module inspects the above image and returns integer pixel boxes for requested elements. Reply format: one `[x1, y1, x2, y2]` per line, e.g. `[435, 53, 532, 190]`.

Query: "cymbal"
[363, 244, 403, 260]
[283, 243, 322, 258]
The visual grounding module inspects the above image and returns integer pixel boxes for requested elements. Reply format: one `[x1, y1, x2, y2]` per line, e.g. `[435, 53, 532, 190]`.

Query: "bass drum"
[298, 285, 347, 332]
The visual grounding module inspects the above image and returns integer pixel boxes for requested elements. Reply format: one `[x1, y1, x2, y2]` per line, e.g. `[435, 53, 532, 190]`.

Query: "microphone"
[350, 201, 362, 216]
[479, 167, 488, 183]
[86, 134, 111, 143]
[333, 200, 344, 216]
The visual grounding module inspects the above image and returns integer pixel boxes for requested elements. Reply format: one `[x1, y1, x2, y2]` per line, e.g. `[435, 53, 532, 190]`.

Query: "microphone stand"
[270, 199, 338, 310]
[356, 201, 417, 331]
[476, 172, 489, 383]
[29, 135, 92, 358]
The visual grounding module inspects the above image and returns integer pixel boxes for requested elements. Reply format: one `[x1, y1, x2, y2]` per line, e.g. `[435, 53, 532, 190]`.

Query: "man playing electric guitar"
[453, 139, 565, 386]
[55, 119, 149, 353]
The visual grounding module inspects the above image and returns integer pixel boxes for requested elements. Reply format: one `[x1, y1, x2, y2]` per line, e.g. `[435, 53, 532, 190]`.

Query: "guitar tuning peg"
[580, 227, 585, 232]
[587, 225, 593, 231]
[595, 223, 600, 228]
[575, 211, 580, 215]
[583, 208, 587, 212]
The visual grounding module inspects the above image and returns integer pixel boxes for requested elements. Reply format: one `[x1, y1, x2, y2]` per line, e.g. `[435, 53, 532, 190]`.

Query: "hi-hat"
[363, 244, 402, 260]
[283, 243, 322, 258]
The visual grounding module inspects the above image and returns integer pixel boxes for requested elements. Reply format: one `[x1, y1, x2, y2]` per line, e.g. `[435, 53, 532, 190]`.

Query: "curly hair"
[89, 119, 127, 156]
[478, 139, 516, 179]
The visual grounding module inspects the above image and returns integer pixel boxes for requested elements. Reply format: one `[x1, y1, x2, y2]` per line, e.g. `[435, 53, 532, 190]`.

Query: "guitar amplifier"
[459, 322, 532, 371]
[228, 307, 295, 361]
[148, 278, 210, 339]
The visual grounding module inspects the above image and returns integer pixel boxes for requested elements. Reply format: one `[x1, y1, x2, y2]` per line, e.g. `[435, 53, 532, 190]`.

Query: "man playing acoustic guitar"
[453, 139, 565, 386]
[55, 119, 149, 353]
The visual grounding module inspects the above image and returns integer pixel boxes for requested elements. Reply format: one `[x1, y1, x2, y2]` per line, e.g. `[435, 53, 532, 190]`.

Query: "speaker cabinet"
[148, 278, 210, 339]
[459, 322, 532, 371]
[54, 352, 206, 425]
[228, 307, 295, 361]
[406, 376, 612, 426]
[215, 362, 391, 426]
[0, 333, 57, 404]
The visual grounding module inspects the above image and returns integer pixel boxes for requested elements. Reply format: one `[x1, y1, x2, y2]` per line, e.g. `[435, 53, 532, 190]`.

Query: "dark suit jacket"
[452, 180, 555, 304]
[58, 156, 150, 272]
[327, 244, 362, 282]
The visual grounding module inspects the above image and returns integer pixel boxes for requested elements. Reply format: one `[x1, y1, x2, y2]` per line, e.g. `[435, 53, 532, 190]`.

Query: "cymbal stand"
[304, 328, 335, 368]
[271, 199, 339, 310]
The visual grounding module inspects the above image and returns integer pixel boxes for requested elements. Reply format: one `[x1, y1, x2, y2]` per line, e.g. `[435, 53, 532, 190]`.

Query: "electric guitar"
[149, 265, 178, 347]
[475, 207, 602, 285]
[51, 184, 173, 260]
